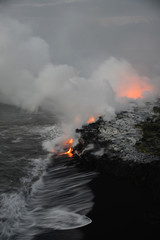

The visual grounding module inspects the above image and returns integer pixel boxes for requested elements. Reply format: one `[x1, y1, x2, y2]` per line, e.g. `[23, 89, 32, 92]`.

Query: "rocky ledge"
[68, 98, 160, 239]
[43, 98, 160, 239]
[75, 98, 160, 164]
[70, 98, 160, 196]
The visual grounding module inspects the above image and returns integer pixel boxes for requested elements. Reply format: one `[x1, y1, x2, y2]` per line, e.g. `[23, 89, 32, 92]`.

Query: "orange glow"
[87, 116, 95, 124]
[58, 138, 74, 157]
[75, 115, 81, 124]
[51, 138, 74, 157]
[60, 147, 74, 157]
[117, 76, 153, 99]
[65, 138, 73, 145]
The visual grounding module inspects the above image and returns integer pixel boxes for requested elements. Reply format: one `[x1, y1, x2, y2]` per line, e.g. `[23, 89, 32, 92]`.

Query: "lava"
[65, 138, 74, 145]
[87, 116, 95, 124]
[117, 76, 153, 99]
[60, 147, 74, 157]
[59, 138, 74, 157]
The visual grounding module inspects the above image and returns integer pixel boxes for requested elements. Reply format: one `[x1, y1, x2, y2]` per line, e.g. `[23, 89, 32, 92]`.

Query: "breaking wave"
[0, 156, 94, 240]
[0, 120, 94, 240]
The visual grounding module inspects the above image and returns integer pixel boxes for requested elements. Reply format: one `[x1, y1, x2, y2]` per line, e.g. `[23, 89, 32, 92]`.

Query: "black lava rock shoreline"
[72, 99, 160, 239]
[35, 99, 160, 240]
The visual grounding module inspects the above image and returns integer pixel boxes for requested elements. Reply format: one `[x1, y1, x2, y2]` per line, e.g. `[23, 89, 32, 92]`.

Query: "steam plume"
[0, 18, 159, 132]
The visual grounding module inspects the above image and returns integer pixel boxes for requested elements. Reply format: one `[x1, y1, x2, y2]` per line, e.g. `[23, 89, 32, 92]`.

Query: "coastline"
[34, 99, 160, 239]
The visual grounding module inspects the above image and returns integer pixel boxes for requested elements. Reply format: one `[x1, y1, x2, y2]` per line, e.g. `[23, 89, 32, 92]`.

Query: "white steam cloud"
[0, 18, 159, 132]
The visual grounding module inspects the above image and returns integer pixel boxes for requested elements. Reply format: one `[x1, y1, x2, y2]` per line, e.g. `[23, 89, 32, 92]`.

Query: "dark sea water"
[1, 103, 160, 240]
[0, 104, 94, 240]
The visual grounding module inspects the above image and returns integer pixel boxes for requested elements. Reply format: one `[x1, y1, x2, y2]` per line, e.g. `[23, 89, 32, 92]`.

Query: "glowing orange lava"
[87, 116, 95, 124]
[50, 138, 74, 157]
[117, 76, 153, 99]
[65, 138, 73, 145]
[58, 138, 74, 157]
[60, 147, 74, 157]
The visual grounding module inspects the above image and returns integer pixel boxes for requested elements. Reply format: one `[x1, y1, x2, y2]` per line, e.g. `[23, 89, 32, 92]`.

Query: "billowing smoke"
[0, 18, 114, 123]
[0, 18, 159, 135]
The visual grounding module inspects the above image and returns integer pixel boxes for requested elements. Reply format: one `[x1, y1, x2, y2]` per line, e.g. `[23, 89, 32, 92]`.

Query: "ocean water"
[0, 104, 94, 240]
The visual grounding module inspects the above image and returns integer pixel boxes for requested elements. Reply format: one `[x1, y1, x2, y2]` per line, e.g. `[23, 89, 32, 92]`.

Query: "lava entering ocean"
[50, 115, 97, 158]
[59, 138, 74, 157]
[60, 147, 74, 158]
[57, 116, 97, 157]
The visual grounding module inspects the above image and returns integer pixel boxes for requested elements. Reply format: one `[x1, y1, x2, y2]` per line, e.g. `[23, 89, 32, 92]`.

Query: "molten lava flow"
[87, 116, 95, 124]
[117, 76, 154, 99]
[59, 138, 74, 157]
[60, 147, 74, 158]
[50, 137, 74, 157]
[65, 138, 73, 145]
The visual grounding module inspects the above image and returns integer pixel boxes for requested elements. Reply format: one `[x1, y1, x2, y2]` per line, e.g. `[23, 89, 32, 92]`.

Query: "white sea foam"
[0, 192, 27, 239]
[35, 208, 92, 230]
[0, 152, 94, 240]
[15, 157, 94, 239]
[0, 122, 64, 239]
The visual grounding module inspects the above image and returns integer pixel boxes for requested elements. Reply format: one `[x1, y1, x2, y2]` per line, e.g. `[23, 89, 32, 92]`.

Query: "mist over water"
[0, 105, 94, 240]
[0, 1, 160, 239]
[0, 17, 159, 134]
[0, 11, 159, 187]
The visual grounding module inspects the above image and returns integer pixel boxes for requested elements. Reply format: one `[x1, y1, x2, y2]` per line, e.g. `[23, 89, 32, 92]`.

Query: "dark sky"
[1, 0, 160, 78]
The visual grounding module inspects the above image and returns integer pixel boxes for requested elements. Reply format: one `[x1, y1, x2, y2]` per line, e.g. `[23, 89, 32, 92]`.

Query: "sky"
[0, 0, 159, 130]
[1, 0, 160, 77]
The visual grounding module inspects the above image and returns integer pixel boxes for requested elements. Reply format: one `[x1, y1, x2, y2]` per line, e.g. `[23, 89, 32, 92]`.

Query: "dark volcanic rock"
[33, 100, 160, 240]
[136, 108, 160, 156]
[71, 99, 160, 238]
